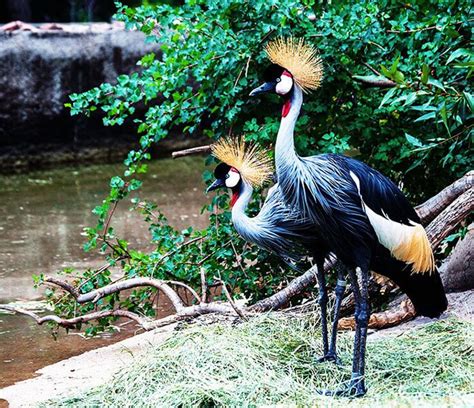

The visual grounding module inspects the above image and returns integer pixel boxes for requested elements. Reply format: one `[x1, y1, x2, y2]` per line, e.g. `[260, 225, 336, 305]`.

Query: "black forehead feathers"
[263, 64, 285, 82]
[214, 163, 231, 178]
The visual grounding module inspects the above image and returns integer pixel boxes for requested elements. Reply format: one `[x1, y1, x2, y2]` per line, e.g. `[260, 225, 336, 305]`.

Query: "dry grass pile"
[43, 315, 474, 407]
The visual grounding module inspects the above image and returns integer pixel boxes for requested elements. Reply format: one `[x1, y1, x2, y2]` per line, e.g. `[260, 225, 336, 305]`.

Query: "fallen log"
[416, 171, 473, 225]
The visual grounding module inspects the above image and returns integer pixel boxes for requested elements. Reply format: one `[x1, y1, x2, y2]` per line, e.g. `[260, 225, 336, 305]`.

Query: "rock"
[0, 23, 168, 172]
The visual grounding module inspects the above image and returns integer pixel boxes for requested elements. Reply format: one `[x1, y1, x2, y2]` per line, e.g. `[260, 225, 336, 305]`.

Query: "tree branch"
[171, 145, 211, 159]
[251, 256, 337, 312]
[0, 305, 157, 331]
[352, 75, 397, 88]
[215, 276, 247, 321]
[45, 277, 185, 313]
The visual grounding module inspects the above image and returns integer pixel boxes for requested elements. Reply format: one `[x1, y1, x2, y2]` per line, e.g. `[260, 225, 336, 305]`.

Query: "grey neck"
[231, 181, 255, 237]
[275, 84, 303, 168]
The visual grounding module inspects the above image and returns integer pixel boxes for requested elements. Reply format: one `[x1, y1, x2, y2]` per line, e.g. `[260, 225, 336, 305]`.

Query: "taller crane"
[249, 37, 447, 396]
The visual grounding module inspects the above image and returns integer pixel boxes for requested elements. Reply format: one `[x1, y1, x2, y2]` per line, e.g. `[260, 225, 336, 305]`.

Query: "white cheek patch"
[276, 75, 293, 95]
[225, 170, 240, 188]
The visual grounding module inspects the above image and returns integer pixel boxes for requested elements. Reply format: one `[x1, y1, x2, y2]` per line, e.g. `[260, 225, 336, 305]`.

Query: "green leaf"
[439, 103, 450, 135]
[379, 88, 397, 108]
[110, 176, 125, 189]
[463, 92, 474, 112]
[405, 133, 423, 148]
[427, 78, 445, 92]
[352, 75, 387, 83]
[446, 48, 473, 64]
[421, 64, 429, 85]
[414, 112, 436, 122]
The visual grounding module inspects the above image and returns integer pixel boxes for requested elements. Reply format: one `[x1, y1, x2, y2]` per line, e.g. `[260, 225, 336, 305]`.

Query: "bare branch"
[0, 305, 157, 331]
[352, 75, 397, 88]
[166, 280, 201, 304]
[215, 276, 247, 321]
[251, 256, 337, 312]
[362, 62, 382, 76]
[45, 277, 185, 312]
[78, 256, 127, 290]
[200, 267, 208, 303]
[103, 201, 118, 237]
[171, 145, 211, 159]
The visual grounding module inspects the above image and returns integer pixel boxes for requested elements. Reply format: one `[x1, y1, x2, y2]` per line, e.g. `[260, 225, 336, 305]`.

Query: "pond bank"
[0, 325, 177, 407]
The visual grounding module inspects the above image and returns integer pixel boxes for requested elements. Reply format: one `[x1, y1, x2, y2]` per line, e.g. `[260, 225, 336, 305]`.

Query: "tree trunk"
[440, 224, 474, 293]
[426, 188, 473, 249]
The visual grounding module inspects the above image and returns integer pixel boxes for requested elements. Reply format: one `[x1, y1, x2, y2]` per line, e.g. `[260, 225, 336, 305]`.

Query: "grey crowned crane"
[249, 37, 448, 396]
[207, 138, 348, 362]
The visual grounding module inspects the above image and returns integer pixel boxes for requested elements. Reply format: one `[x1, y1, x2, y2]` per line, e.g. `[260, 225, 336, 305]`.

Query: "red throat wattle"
[230, 191, 239, 207]
[282, 99, 291, 117]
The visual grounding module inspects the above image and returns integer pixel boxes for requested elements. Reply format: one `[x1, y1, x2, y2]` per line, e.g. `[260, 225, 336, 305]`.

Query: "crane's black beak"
[249, 82, 275, 97]
[206, 178, 225, 193]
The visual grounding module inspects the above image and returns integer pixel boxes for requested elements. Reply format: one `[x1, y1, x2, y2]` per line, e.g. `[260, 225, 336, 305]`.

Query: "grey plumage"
[230, 180, 325, 262]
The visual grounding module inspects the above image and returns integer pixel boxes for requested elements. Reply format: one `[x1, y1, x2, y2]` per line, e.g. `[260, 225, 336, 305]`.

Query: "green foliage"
[44, 0, 472, 334]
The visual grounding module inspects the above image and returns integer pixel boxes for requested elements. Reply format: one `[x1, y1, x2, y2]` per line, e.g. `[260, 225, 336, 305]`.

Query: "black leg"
[345, 267, 369, 396]
[326, 264, 346, 364]
[348, 268, 362, 377]
[356, 266, 370, 385]
[319, 266, 368, 397]
[316, 261, 329, 357]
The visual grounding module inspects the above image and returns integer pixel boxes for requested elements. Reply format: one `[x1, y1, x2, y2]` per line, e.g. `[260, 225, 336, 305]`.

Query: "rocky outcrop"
[0, 23, 165, 171]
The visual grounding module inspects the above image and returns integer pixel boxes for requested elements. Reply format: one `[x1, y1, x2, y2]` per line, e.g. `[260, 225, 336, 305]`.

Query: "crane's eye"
[276, 78, 281, 83]
[225, 174, 230, 179]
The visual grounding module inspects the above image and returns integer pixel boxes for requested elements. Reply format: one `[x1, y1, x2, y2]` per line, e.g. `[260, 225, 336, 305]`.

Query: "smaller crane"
[207, 138, 347, 363]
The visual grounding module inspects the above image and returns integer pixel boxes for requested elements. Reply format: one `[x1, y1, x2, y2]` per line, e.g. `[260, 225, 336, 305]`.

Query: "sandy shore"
[0, 324, 176, 407]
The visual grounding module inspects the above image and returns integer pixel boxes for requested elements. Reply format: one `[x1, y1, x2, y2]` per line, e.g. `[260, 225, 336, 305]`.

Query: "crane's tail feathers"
[374, 255, 447, 318]
[392, 223, 435, 274]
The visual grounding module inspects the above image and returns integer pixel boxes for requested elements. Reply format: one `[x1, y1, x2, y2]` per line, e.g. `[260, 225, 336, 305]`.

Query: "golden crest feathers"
[265, 37, 323, 93]
[211, 138, 273, 187]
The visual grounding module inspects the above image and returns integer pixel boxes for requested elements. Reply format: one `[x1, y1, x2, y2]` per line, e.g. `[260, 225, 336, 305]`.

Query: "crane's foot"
[316, 353, 342, 366]
[317, 376, 366, 397]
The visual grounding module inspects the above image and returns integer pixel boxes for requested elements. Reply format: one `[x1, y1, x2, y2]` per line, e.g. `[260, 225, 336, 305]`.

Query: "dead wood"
[171, 145, 211, 159]
[45, 276, 186, 312]
[0, 305, 157, 330]
[426, 188, 473, 249]
[1, 277, 244, 332]
[352, 75, 397, 88]
[251, 256, 337, 312]
[416, 171, 473, 225]
[338, 300, 416, 330]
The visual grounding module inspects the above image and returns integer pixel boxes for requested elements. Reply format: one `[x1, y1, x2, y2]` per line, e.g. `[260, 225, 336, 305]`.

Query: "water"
[0, 157, 209, 387]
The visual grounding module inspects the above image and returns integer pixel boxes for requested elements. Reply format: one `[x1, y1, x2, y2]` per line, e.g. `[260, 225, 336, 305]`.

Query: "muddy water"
[0, 157, 209, 387]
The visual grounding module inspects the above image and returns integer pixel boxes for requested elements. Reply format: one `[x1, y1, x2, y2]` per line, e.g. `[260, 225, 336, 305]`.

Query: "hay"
[42, 315, 474, 407]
